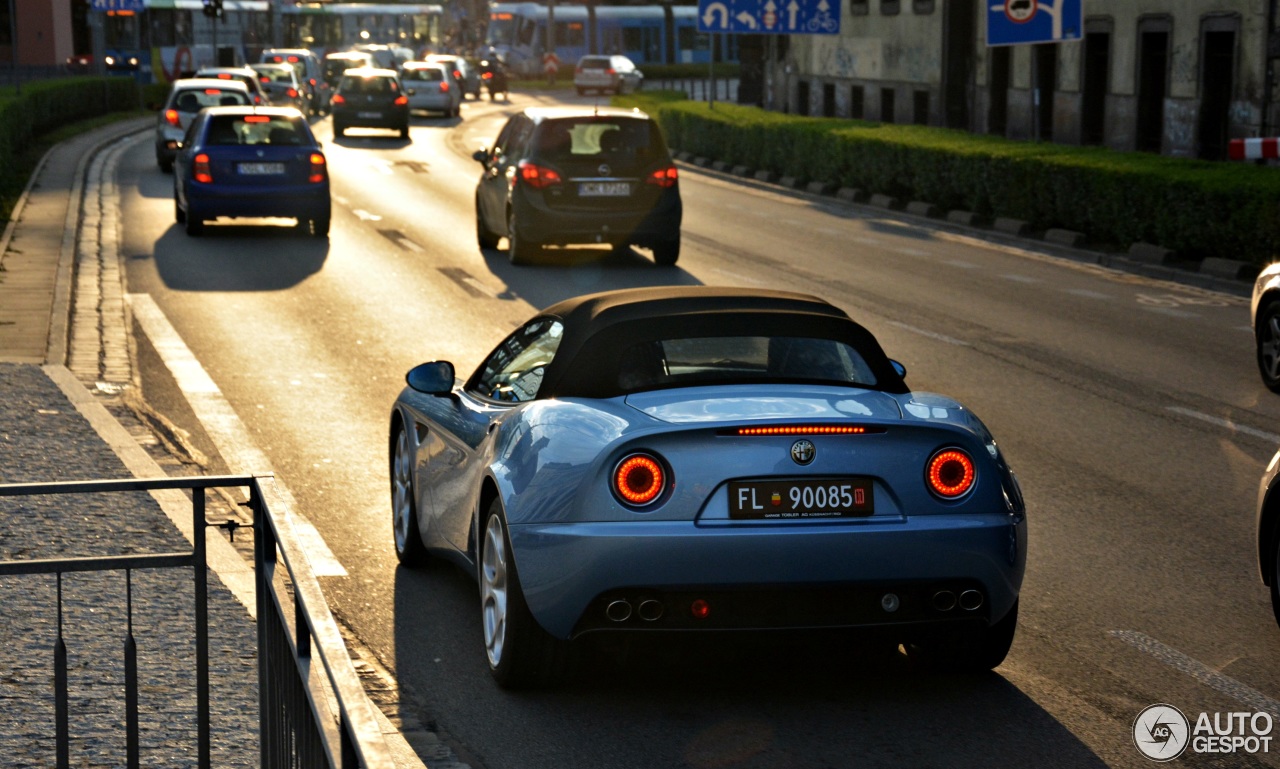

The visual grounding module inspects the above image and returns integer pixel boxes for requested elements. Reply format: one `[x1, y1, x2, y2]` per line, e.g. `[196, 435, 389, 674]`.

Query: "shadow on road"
[149, 223, 328, 292]
[476, 243, 706, 311]
[391, 563, 1108, 769]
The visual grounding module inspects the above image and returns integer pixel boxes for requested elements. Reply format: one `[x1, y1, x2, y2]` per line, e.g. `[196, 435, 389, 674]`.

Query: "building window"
[850, 0, 869, 15]
[880, 87, 896, 122]
[850, 85, 865, 118]
[913, 90, 930, 124]
[881, 0, 900, 15]
[823, 83, 836, 116]
[913, 0, 934, 13]
[797, 80, 811, 116]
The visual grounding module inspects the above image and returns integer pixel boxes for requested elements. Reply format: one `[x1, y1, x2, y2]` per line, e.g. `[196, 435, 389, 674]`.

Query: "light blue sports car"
[389, 286, 1027, 687]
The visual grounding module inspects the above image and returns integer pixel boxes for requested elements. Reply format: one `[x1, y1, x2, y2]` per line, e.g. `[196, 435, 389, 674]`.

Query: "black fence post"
[125, 570, 139, 769]
[55, 573, 68, 769]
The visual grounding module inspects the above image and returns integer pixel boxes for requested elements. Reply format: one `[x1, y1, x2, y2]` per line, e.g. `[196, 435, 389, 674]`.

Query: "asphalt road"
[114, 90, 1280, 768]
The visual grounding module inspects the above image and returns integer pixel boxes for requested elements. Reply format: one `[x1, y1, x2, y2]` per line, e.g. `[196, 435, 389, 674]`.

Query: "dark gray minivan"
[473, 107, 682, 266]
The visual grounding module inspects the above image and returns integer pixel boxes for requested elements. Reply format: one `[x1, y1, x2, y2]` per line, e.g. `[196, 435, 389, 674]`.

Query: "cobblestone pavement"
[0, 363, 259, 768]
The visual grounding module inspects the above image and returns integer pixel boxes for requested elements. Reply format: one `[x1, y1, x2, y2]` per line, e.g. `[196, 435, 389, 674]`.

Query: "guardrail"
[0, 475, 395, 769]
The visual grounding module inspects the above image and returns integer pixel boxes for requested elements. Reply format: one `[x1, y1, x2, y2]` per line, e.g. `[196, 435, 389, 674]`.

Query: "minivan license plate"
[728, 478, 874, 520]
[358, 111, 382, 118]
[579, 182, 630, 197]
[238, 162, 285, 175]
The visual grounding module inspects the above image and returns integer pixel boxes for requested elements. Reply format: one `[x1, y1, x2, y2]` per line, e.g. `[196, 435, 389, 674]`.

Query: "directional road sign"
[986, 0, 1082, 46]
[89, 0, 145, 10]
[697, 0, 840, 35]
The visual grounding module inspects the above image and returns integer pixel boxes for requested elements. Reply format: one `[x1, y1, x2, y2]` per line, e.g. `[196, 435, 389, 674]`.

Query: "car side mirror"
[406, 88, 416, 96]
[891, 360, 907, 379]
[406, 361, 456, 395]
[472, 148, 489, 163]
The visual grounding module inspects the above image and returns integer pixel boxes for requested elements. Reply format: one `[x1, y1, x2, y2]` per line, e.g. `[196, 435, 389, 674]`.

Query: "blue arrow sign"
[987, 0, 1082, 46]
[698, 0, 840, 35]
[89, 0, 146, 10]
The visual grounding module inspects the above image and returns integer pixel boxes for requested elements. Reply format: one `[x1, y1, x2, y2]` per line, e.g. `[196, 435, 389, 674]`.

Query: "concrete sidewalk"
[0, 120, 447, 768]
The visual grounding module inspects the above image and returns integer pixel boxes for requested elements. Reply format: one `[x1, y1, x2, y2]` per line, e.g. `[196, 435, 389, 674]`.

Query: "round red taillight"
[927, 449, 975, 499]
[613, 454, 665, 506]
[690, 599, 710, 620]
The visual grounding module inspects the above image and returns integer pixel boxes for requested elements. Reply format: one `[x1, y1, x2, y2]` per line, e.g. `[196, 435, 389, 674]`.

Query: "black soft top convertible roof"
[521, 287, 908, 399]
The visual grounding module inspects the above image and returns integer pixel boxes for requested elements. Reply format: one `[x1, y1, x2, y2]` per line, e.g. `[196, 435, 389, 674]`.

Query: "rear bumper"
[508, 512, 1026, 639]
[186, 182, 330, 221]
[155, 127, 184, 163]
[332, 106, 409, 130]
[407, 95, 455, 111]
[512, 188, 682, 247]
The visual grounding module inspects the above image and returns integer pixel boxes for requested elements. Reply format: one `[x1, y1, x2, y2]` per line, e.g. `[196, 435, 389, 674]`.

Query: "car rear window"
[174, 88, 249, 112]
[253, 67, 295, 83]
[618, 336, 878, 391]
[536, 118, 665, 159]
[403, 67, 446, 83]
[204, 115, 307, 146]
[340, 75, 398, 95]
[579, 57, 611, 70]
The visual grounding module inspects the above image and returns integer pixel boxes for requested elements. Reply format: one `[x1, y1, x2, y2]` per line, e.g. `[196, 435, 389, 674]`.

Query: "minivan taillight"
[517, 160, 562, 189]
[193, 153, 213, 183]
[394, 94, 408, 106]
[646, 166, 678, 188]
[164, 109, 181, 127]
[331, 94, 345, 105]
[309, 153, 327, 183]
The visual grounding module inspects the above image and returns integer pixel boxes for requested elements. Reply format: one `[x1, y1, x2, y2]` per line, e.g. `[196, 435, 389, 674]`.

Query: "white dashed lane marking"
[1111, 631, 1280, 718]
[884, 320, 970, 347]
[1166, 407, 1280, 445]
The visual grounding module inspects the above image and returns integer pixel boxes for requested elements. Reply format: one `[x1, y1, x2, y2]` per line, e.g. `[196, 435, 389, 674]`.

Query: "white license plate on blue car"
[579, 182, 630, 197]
[238, 162, 285, 175]
[728, 478, 874, 519]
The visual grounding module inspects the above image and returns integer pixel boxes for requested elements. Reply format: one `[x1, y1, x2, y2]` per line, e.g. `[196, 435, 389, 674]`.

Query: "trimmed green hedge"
[0, 78, 140, 191]
[617, 92, 1280, 266]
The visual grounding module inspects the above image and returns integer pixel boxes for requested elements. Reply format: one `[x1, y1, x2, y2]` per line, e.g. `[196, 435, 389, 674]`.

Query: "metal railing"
[648, 76, 740, 103]
[0, 475, 395, 769]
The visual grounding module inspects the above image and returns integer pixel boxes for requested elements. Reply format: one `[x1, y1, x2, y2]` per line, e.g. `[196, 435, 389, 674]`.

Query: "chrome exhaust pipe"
[606, 600, 633, 622]
[637, 599, 664, 621]
[959, 589, 984, 611]
[932, 590, 957, 612]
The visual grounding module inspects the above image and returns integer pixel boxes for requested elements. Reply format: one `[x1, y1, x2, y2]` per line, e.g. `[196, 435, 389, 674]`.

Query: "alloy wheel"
[392, 429, 414, 555]
[1260, 305, 1280, 390]
[482, 514, 509, 668]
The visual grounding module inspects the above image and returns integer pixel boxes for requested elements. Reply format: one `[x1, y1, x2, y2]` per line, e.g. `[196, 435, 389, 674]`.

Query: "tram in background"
[485, 2, 737, 77]
[280, 3, 443, 60]
[99, 1, 443, 84]
[101, 0, 270, 83]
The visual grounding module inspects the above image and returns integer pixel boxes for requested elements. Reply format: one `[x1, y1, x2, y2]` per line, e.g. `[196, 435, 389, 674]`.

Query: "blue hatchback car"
[389, 286, 1028, 687]
[173, 106, 331, 237]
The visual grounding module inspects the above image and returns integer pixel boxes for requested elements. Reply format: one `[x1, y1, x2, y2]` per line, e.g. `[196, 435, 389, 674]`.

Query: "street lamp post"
[8, 0, 19, 93]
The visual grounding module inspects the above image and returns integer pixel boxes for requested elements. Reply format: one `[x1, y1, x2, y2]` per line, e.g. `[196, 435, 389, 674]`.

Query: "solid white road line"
[1111, 630, 1280, 718]
[126, 293, 347, 577]
[1166, 406, 1280, 445]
